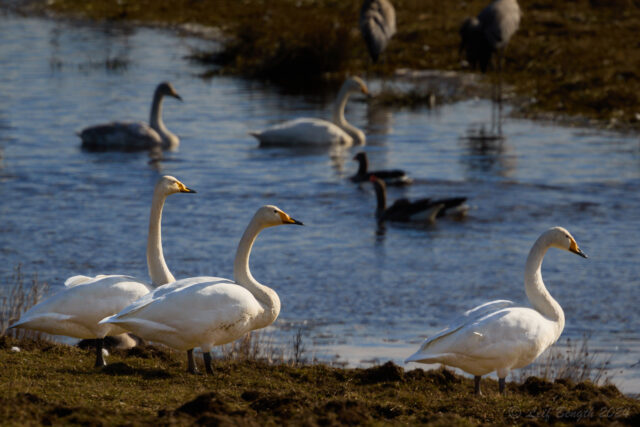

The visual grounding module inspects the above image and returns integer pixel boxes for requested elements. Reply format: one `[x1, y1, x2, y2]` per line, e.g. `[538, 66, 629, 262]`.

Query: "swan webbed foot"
[187, 349, 201, 375]
[474, 376, 483, 395]
[94, 338, 107, 368]
[499, 377, 506, 394]
[203, 352, 214, 375]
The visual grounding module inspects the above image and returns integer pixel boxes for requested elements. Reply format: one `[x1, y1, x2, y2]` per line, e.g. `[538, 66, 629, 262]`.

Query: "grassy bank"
[12, 0, 640, 130]
[1, 336, 639, 426]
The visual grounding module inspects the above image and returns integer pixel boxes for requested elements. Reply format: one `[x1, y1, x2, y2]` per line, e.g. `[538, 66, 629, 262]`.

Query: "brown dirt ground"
[1, 336, 639, 426]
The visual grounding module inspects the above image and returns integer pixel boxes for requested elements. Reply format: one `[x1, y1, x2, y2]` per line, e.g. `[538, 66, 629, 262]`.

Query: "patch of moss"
[1, 336, 639, 426]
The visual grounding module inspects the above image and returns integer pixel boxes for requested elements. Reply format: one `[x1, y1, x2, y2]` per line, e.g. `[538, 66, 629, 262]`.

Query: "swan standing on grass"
[9, 176, 196, 367]
[405, 227, 587, 395]
[100, 205, 303, 375]
[250, 77, 369, 146]
[79, 82, 182, 151]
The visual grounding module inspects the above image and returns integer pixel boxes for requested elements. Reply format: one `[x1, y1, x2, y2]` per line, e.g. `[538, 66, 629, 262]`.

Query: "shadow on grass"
[57, 363, 173, 380]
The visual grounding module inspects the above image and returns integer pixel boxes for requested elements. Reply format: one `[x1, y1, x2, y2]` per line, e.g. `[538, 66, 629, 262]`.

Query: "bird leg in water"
[203, 352, 214, 375]
[499, 377, 506, 394]
[474, 375, 483, 395]
[187, 348, 200, 374]
[94, 338, 106, 368]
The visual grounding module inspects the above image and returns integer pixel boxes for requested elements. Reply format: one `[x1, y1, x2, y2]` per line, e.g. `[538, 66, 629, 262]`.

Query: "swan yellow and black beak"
[569, 239, 587, 258]
[172, 92, 183, 101]
[177, 182, 196, 194]
[278, 211, 304, 226]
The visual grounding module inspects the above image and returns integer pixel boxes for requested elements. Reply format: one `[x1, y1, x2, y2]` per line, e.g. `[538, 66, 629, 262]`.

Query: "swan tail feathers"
[405, 352, 455, 364]
[10, 313, 74, 329]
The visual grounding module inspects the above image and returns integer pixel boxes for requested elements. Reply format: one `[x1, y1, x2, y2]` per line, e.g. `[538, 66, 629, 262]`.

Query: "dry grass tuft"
[516, 336, 614, 385]
[0, 265, 49, 340]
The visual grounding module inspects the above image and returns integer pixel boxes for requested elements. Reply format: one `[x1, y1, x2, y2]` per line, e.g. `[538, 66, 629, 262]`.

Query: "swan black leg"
[187, 349, 200, 374]
[203, 352, 214, 375]
[499, 377, 506, 394]
[474, 375, 482, 395]
[94, 338, 106, 367]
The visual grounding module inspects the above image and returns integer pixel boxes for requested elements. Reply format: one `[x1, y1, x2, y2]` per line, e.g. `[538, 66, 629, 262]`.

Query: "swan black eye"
[273, 210, 277, 213]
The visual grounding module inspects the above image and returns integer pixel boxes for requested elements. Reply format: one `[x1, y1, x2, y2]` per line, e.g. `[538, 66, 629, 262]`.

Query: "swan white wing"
[102, 279, 262, 351]
[11, 275, 152, 338]
[64, 274, 109, 287]
[79, 121, 162, 150]
[251, 118, 353, 146]
[414, 299, 515, 349]
[104, 276, 234, 321]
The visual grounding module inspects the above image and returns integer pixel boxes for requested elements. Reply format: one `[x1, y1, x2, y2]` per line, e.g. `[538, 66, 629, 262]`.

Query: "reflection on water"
[0, 14, 639, 393]
[460, 123, 516, 178]
[365, 102, 394, 138]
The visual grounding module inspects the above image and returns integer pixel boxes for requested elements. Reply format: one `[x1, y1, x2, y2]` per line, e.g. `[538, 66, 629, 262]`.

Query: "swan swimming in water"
[79, 82, 182, 151]
[250, 77, 368, 146]
[405, 227, 587, 395]
[9, 176, 196, 367]
[100, 205, 303, 375]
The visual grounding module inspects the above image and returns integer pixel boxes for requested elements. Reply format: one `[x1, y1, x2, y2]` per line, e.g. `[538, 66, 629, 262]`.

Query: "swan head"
[254, 205, 303, 228]
[547, 226, 587, 258]
[156, 82, 182, 101]
[343, 76, 369, 96]
[156, 175, 196, 196]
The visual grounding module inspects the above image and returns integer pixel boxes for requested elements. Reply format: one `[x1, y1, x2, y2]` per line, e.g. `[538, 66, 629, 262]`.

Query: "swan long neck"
[233, 218, 281, 327]
[149, 89, 168, 135]
[331, 85, 352, 127]
[332, 86, 364, 143]
[524, 234, 565, 334]
[147, 187, 175, 286]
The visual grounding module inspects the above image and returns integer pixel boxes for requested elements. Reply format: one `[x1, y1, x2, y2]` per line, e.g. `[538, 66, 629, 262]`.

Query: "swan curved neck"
[233, 218, 281, 327]
[147, 187, 175, 286]
[149, 90, 168, 135]
[524, 234, 565, 332]
[332, 86, 364, 143]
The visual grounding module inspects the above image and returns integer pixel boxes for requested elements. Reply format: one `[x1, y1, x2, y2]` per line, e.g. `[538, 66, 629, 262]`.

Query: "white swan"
[250, 77, 368, 146]
[9, 176, 196, 367]
[79, 82, 182, 151]
[100, 205, 303, 374]
[405, 227, 587, 395]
